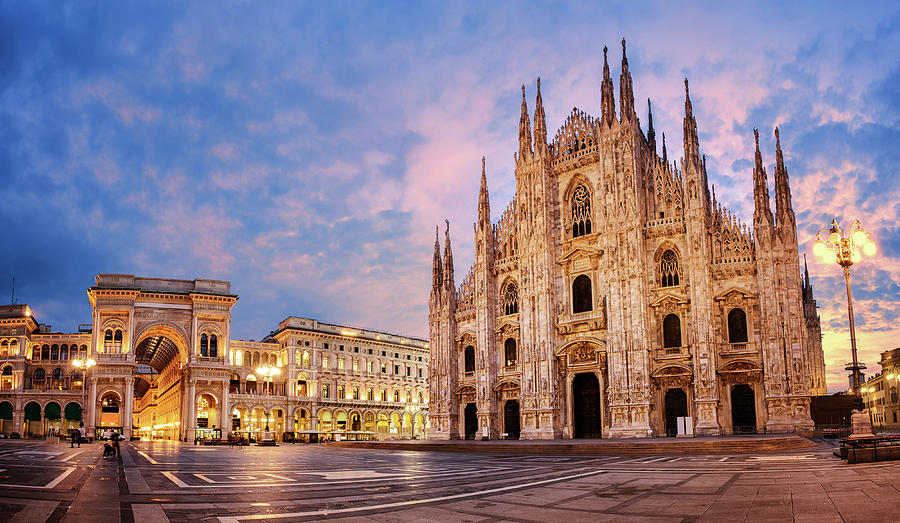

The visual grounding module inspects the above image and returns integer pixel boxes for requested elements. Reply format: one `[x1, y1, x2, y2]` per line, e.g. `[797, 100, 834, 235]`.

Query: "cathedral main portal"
[572, 373, 602, 438]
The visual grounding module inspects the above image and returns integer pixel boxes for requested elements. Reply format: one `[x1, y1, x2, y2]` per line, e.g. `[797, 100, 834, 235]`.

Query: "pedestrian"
[112, 434, 120, 458]
[70, 430, 77, 448]
[78, 425, 85, 447]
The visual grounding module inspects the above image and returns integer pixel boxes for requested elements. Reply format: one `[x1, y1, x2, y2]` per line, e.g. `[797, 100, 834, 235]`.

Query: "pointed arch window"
[572, 274, 593, 313]
[571, 184, 592, 238]
[727, 308, 748, 343]
[660, 250, 680, 287]
[501, 282, 519, 316]
[464, 345, 475, 373]
[504, 338, 517, 367]
[663, 314, 682, 348]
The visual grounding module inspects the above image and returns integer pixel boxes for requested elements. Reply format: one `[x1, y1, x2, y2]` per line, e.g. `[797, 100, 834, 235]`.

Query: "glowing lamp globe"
[813, 240, 826, 257]
[852, 229, 867, 246]
[851, 249, 861, 264]
[825, 250, 838, 265]
[863, 241, 876, 256]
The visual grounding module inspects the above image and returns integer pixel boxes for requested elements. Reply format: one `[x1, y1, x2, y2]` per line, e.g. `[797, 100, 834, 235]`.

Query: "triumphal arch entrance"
[87, 274, 236, 440]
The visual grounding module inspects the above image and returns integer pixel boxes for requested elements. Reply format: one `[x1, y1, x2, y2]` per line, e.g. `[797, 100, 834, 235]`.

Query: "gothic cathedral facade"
[428, 41, 827, 440]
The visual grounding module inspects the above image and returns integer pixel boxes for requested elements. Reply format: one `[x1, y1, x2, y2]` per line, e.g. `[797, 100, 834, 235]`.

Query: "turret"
[432, 225, 443, 292]
[752, 129, 774, 234]
[443, 220, 455, 295]
[533, 78, 548, 157]
[601, 46, 617, 127]
[619, 39, 635, 123]
[518, 85, 532, 162]
[773, 127, 796, 233]
[647, 99, 656, 153]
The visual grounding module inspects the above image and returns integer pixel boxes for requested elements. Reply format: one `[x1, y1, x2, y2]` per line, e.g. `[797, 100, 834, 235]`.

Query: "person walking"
[70, 430, 77, 448]
[112, 434, 120, 458]
[78, 424, 85, 447]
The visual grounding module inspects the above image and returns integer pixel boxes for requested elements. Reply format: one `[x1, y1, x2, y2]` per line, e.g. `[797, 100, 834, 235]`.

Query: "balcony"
[656, 346, 689, 359]
[720, 342, 756, 356]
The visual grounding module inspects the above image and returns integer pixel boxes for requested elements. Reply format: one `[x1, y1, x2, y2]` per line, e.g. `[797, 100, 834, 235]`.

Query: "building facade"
[0, 274, 429, 441]
[428, 41, 827, 440]
[861, 348, 900, 432]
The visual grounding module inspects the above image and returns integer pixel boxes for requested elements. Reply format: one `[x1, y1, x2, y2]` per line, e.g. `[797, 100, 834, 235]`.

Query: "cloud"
[1, 2, 897, 391]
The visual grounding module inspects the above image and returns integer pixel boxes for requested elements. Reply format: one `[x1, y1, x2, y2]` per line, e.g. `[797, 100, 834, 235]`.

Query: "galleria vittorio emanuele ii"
[428, 41, 828, 440]
[0, 275, 429, 442]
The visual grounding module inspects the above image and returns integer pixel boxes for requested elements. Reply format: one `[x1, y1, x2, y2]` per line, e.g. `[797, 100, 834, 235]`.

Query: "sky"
[1, 1, 898, 393]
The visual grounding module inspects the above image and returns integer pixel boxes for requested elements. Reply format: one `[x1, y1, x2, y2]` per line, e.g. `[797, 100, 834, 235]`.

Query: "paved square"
[2, 439, 900, 521]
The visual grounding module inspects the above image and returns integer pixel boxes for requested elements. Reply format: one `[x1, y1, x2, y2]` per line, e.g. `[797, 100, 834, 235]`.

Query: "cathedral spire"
[682, 78, 700, 168]
[647, 98, 657, 153]
[661, 132, 667, 164]
[533, 77, 548, 156]
[432, 225, 443, 291]
[752, 128, 774, 230]
[443, 219, 454, 291]
[518, 85, 532, 162]
[478, 156, 491, 227]
[803, 253, 811, 289]
[619, 38, 635, 123]
[601, 45, 617, 126]
[773, 127, 795, 229]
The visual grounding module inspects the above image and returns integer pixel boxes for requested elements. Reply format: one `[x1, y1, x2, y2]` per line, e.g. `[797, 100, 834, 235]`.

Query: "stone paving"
[0, 438, 899, 522]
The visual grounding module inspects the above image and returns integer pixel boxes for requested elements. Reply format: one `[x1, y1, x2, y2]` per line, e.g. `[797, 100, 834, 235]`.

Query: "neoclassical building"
[0, 274, 428, 441]
[428, 41, 827, 440]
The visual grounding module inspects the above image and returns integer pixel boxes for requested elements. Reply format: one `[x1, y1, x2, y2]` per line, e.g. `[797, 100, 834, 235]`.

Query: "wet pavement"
[1, 438, 899, 522]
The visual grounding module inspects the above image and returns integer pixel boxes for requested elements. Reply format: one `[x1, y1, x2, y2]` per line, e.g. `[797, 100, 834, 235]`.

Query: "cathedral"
[428, 41, 827, 440]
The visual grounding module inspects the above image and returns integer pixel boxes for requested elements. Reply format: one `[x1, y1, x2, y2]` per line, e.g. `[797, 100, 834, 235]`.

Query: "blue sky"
[1, 1, 898, 392]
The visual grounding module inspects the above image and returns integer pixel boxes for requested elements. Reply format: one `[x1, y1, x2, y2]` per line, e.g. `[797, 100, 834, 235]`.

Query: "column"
[596, 370, 608, 437]
[88, 377, 98, 431]
[123, 376, 134, 439]
[565, 373, 574, 438]
[185, 380, 196, 442]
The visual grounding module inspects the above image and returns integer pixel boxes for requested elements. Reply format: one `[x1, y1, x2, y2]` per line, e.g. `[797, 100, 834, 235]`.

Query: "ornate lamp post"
[813, 219, 877, 395]
[256, 365, 280, 432]
[71, 354, 96, 429]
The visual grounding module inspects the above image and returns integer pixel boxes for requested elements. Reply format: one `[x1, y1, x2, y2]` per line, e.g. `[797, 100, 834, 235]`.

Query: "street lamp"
[71, 354, 96, 429]
[813, 218, 877, 395]
[256, 365, 280, 432]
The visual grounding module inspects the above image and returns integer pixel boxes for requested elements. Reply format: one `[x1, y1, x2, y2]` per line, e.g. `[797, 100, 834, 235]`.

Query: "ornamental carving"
[571, 345, 595, 364]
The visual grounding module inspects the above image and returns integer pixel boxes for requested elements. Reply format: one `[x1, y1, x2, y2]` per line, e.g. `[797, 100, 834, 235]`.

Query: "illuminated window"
[367, 361, 373, 372]
[322, 384, 329, 398]
[322, 356, 329, 369]
[338, 359, 344, 370]
[302, 351, 310, 367]
[393, 389, 400, 402]
[380, 389, 387, 402]
[337, 385, 345, 398]
[352, 386, 359, 399]
[504, 338, 517, 367]
[353, 360, 358, 372]
[367, 387, 374, 401]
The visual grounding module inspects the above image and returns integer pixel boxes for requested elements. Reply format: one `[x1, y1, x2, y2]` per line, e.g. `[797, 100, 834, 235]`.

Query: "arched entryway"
[664, 389, 688, 437]
[24, 401, 41, 437]
[43, 402, 61, 436]
[503, 400, 520, 439]
[731, 384, 756, 434]
[464, 403, 477, 440]
[350, 412, 361, 431]
[196, 393, 219, 438]
[98, 391, 122, 430]
[0, 401, 14, 434]
[573, 373, 602, 438]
